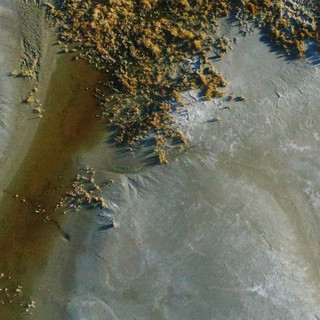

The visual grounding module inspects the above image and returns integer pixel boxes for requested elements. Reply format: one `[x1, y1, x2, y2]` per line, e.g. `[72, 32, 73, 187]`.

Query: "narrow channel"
[0, 53, 105, 319]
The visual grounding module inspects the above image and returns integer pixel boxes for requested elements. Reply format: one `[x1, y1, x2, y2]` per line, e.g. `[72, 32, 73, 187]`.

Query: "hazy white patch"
[287, 141, 311, 152]
[304, 181, 320, 211]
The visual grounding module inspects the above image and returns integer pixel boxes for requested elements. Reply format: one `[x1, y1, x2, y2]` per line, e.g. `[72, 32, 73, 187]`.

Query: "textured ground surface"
[31, 22, 320, 320]
[0, 0, 55, 200]
[3, 2, 320, 319]
[0, 0, 22, 157]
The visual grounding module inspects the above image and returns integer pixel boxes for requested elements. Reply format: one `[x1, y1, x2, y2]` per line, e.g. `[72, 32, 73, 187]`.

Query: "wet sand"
[3, 3, 320, 319]
[0, 53, 105, 319]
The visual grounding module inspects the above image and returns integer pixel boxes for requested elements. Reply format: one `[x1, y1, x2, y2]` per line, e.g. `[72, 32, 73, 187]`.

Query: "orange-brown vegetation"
[47, 0, 231, 162]
[47, 0, 320, 162]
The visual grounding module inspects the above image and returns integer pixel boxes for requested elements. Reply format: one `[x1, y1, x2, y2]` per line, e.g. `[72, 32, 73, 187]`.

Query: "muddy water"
[0, 54, 105, 319]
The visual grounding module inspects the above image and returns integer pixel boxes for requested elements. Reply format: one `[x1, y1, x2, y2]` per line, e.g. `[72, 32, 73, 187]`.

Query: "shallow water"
[31, 27, 320, 320]
[0, 53, 105, 319]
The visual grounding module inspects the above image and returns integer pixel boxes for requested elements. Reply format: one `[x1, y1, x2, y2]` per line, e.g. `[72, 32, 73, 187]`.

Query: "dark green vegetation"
[46, 0, 320, 162]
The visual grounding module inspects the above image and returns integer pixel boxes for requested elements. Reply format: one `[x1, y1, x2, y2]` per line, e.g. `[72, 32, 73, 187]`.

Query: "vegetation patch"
[46, 0, 232, 163]
[236, 0, 320, 58]
[46, 0, 320, 163]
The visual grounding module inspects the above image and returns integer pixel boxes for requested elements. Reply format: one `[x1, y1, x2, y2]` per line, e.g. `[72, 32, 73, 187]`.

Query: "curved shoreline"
[0, 1, 108, 316]
[0, 50, 106, 318]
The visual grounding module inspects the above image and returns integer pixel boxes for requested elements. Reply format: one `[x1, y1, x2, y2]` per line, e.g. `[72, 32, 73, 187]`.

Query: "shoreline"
[0, 53, 105, 318]
[0, 19, 106, 319]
